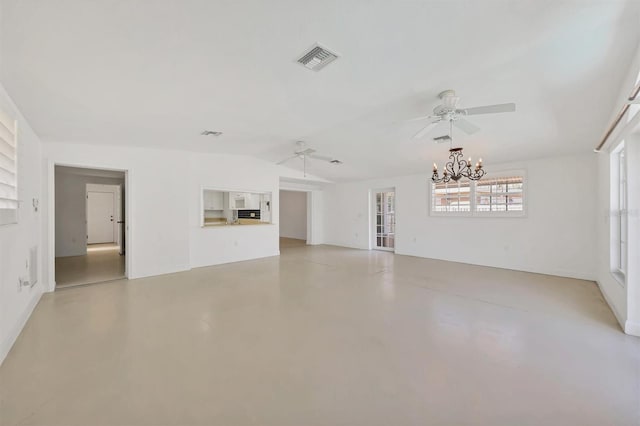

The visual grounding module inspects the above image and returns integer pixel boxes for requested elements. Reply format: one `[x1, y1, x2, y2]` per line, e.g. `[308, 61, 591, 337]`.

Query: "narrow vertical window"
[618, 146, 627, 274]
[611, 141, 626, 282]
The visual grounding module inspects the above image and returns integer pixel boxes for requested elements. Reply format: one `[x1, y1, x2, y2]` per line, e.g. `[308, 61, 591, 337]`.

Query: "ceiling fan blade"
[413, 121, 439, 139]
[459, 103, 516, 115]
[295, 148, 316, 155]
[453, 118, 480, 134]
[276, 155, 299, 165]
[406, 114, 438, 122]
[433, 135, 452, 144]
[307, 153, 333, 162]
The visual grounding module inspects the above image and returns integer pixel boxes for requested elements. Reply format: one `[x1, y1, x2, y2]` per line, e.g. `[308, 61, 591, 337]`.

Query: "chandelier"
[432, 120, 485, 183]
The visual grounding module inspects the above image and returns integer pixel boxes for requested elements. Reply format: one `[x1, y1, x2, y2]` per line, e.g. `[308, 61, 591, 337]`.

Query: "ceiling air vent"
[297, 44, 339, 71]
[201, 130, 223, 137]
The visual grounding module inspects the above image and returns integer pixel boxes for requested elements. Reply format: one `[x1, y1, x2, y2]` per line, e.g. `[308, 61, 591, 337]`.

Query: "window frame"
[0, 110, 18, 226]
[429, 169, 527, 218]
[610, 141, 626, 285]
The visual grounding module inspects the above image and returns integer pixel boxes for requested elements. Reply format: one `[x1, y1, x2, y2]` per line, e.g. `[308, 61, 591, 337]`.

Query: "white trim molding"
[0, 287, 43, 366]
[625, 320, 640, 337]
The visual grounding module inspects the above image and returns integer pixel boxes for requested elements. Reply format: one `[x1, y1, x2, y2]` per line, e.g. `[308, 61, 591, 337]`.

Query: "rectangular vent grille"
[297, 45, 338, 71]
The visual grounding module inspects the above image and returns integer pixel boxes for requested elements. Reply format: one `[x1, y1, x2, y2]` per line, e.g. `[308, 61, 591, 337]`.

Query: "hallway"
[55, 243, 125, 288]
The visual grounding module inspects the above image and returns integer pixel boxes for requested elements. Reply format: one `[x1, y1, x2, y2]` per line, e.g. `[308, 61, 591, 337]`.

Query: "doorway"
[54, 166, 126, 288]
[373, 189, 395, 251]
[279, 190, 308, 249]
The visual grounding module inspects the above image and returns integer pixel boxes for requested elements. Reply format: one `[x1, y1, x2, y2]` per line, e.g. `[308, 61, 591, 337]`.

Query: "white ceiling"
[2, 0, 639, 181]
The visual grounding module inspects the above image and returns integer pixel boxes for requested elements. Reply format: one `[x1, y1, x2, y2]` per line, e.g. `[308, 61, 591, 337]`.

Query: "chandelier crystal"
[431, 120, 485, 183]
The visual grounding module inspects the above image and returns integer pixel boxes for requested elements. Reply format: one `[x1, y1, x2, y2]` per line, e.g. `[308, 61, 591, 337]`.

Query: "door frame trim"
[370, 187, 396, 252]
[48, 162, 132, 292]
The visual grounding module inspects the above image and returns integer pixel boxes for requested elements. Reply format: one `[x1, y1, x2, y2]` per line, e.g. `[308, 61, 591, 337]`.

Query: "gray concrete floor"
[2, 244, 638, 425]
[55, 244, 125, 288]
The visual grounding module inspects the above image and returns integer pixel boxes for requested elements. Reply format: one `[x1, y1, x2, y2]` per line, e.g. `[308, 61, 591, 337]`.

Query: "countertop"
[202, 218, 271, 227]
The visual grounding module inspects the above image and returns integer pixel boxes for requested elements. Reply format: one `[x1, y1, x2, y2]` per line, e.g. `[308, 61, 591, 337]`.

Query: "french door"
[373, 189, 395, 251]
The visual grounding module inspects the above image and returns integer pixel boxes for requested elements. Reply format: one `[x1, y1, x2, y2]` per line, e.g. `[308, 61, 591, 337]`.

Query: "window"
[475, 176, 524, 212]
[430, 172, 525, 216]
[611, 142, 626, 280]
[0, 110, 17, 225]
[432, 181, 471, 212]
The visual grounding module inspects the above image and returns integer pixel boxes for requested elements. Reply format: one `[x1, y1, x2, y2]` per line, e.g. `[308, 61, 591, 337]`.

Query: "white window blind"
[0, 109, 18, 225]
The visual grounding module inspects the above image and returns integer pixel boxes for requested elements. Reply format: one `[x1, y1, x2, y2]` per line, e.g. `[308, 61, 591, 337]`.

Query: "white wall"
[595, 43, 640, 336]
[55, 171, 124, 257]
[279, 190, 307, 240]
[0, 83, 43, 364]
[624, 136, 640, 335]
[43, 143, 191, 284]
[41, 143, 298, 286]
[324, 153, 597, 280]
[187, 152, 280, 268]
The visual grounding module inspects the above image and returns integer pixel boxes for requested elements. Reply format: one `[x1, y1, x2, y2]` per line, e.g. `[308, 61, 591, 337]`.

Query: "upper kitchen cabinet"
[229, 192, 261, 210]
[203, 190, 224, 210]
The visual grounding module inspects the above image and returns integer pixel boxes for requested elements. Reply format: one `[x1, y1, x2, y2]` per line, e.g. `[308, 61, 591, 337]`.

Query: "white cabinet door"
[203, 191, 214, 210]
[229, 192, 245, 209]
[210, 191, 223, 210]
[246, 193, 260, 209]
[204, 191, 224, 210]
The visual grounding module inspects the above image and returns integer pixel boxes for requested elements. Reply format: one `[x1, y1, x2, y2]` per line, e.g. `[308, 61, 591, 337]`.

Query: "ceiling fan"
[276, 141, 342, 177]
[409, 90, 516, 139]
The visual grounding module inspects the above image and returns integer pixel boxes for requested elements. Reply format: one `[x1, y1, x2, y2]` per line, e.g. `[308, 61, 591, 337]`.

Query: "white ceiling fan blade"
[406, 114, 439, 122]
[295, 148, 316, 155]
[276, 154, 299, 165]
[459, 103, 516, 115]
[413, 121, 439, 139]
[307, 153, 333, 162]
[453, 118, 480, 134]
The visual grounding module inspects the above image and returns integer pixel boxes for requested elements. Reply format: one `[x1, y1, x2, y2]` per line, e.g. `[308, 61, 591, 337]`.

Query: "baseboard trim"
[0, 287, 43, 366]
[596, 280, 626, 332]
[624, 320, 640, 337]
[129, 264, 191, 280]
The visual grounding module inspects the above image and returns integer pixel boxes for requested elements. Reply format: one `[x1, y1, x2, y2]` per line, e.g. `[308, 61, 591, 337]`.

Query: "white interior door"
[87, 191, 115, 244]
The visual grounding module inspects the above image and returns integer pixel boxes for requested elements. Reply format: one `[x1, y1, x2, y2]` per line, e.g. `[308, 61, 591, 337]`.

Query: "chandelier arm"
[431, 146, 486, 183]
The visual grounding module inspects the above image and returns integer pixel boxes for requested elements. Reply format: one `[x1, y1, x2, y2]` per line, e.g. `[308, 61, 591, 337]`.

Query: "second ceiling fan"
[276, 141, 342, 177]
[410, 90, 516, 139]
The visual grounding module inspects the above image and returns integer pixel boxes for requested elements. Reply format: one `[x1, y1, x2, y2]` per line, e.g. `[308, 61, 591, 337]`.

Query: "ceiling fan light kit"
[410, 89, 516, 139]
[408, 89, 515, 184]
